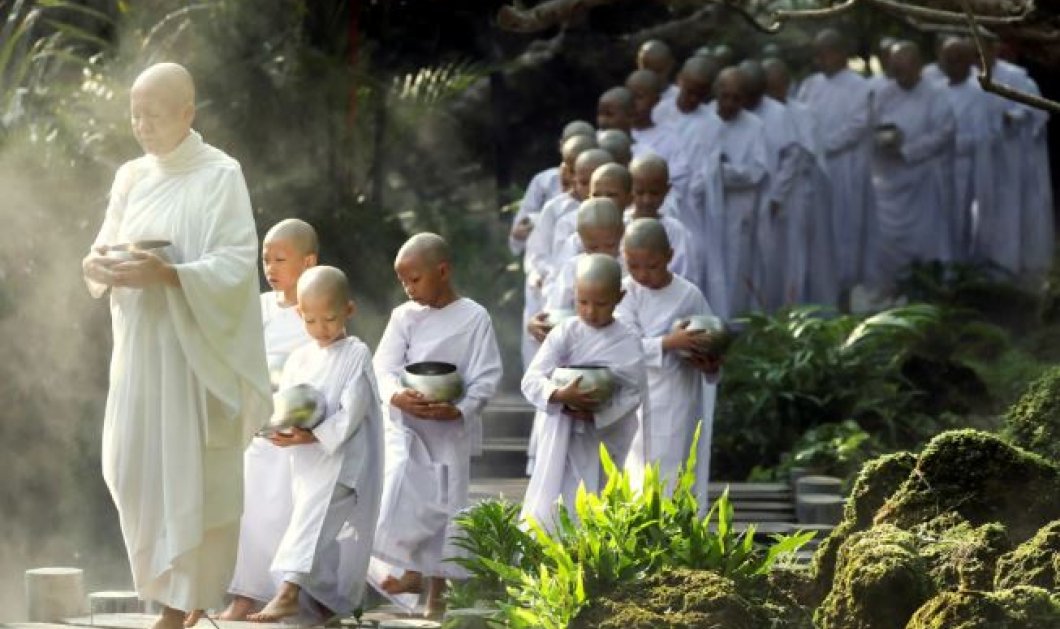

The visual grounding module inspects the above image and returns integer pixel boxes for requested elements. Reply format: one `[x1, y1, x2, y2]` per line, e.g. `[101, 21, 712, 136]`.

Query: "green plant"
[754, 420, 883, 482]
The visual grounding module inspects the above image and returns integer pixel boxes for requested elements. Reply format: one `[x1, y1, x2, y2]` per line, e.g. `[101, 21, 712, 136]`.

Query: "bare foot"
[150, 607, 186, 629]
[218, 596, 257, 621]
[424, 577, 447, 619]
[247, 582, 301, 623]
[183, 609, 204, 628]
[380, 570, 423, 595]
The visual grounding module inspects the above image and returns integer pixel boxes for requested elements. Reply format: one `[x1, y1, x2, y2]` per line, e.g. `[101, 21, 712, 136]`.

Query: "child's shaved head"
[297, 265, 351, 307]
[597, 129, 632, 165]
[562, 120, 596, 140]
[624, 217, 671, 252]
[265, 218, 319, 255]
[576, 253, 623, 294]
[591, 163, 632, 192]
[629, 153, 671, 218]
[562, 134, 598, 164]
[396, 232, 450, 266]
[630, 153, 669, 181]
[597, 86, 635, 132]
[573, 148, 615, 201]
[577, 197, 623, 231]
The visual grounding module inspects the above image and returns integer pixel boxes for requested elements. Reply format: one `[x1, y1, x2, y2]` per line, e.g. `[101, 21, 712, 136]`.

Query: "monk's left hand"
[268, 427, 317, 447]
[687, 352, 722, 376]
[422, 402, 462, 421]
[111, 251, 179, 288]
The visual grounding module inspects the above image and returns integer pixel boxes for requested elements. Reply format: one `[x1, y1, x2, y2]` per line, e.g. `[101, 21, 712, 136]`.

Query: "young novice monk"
[248, 265, 384, 623]
[547, 148, 616, 264]
[597, 128, 633, 166]
[521, 253, 647, 528]
[616, 218, 720, 512]
[627, 155, 699, 286]
[221, 219, 318, 621]
[371, 233, 503, 616]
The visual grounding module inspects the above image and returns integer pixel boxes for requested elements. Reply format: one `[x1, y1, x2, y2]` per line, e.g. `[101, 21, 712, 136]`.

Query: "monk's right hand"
[511, 218, 533, 241]
[550, 376, 599, 411]
[82, 247, 121, 286]
[528, 312, 552, 343]
[391, 388, 435, 418]
[662, 321, 708, 353]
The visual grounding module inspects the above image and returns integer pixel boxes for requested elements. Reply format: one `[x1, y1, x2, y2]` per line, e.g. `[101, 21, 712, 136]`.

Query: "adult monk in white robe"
[616, 219, 718, 512]
[521, 254, 646, 529]
[626, 69, 689, 193]
[765, 57, 839, 307]
[867, 37, 897, 99]
[871, 42, 956, 285]
[797, 30, 879, 295]
[371, 233, 502, 615]
[739, 60, 800, 311]
[637, 39, 680, 125]
[935, 38, 998, 261]
[81, 62, 271, 629]
[548, 149, 616, 274]
[687, 68, 768, 318]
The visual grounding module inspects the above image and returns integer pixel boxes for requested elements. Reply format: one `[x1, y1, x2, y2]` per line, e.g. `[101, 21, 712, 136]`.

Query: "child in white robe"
[371, 233, 503, 616]
[616, 218, 720, 512]
[521, 253, 647, 529]
[222, 219, 318, 621]
[246, 266, 383, 623]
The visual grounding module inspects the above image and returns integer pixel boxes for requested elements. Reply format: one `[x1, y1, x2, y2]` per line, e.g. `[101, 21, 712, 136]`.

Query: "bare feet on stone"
[183, 609, 204, 628]
[424, 577, 447, 619]
[150, 607, 186, 629]
[218, 595, 257, 621]
[380, 570, 423, 595]
[247, 582, 302, 623]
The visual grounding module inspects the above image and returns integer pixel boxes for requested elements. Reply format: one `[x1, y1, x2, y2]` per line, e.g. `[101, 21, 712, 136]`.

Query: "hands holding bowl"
[667, 315, 729, 374]
[550, 365, 614, 420]
[395, 362, 464, 421]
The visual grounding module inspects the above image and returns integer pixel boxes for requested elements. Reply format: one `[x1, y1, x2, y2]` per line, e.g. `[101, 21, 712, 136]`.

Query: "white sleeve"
[521, 323, 564, 412]
[313, 367, 371, 455]
[372, 310, 408, 408]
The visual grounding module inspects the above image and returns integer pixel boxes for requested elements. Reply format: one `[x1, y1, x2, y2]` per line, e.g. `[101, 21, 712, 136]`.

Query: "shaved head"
[591, 163, 632, 193]
[129, 62, 196, 155]
[737, 59, 766, 106]
[814, 29, 848, 76]
[132, 62, 196, 108]
[889, 40, 923, 90]
[597, 86, 635, 132]
[265, 218, 319, 255]
[762, 57, 790, 102]
[677, 55, 720, 112]
[597, 129, 632, 165]
[637, 40, 675, 80]
[297, 265, 351, 307]
[575, 148, 614, 175]
[576, 253, 623, 294]
[577, 197, 623, 231]
[626, 69, 662, 95]
[599, 86, 635, 113]
[713, 44, 735, 66]
[624, 217, 671, 253]
[940, 37, 976, 84]
[562, 120, 595, 140]
[815, 29, 845, 53]
[630, 153, 669, 181]
[396, 232, 450, 266]
[714, 67, 746, 121]
[562, 134, 598, 164]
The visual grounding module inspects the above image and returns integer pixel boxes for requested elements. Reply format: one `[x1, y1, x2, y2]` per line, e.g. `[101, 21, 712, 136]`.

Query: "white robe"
[543, 252, 627, 312]
[871, 78, 957, 282]
[651, 83, 681, 125]
[614, 275, 716, 512]
[687, 109, 769, 318]
[227, 293, 311, 603]
[509, 166, 561, 256]
[372, 298, 502, 577]
[797, 70, 879, 290]
[270, 337, 383, 615]
[522, 191, 578, 368]
[86, 130, 272, 611]
[520, 317, 646, 529]
[631, 122, 693, 194]
[621, 209, 699, 285]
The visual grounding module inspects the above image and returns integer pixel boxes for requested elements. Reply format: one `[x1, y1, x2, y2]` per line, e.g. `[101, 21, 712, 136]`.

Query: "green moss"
[812, 452, 917, 592]
[907, 586, 1060, 629]
[570, 569, 756, 629]
[875, 430, 1060, 543]
[914, 515, 1010, 591]
[1004, 366, 1060, 462]
[814, 525, 935, 629]
[995, 520, 1060, 591]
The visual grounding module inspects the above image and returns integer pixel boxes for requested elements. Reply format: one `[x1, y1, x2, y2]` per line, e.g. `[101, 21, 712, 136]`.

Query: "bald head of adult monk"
[714, 67, 746, 122]
[889, 41, 923, 91]
[762, 57, 790, 103]
[573, 147, 615, 202]
[677, 55, 720, 113]
[637, 40, 675, 82]
[625, 69, 663, 129]
[737, 60, 767, 109]
[877, 36, 898, 77]
[623, 217, 673, 290]
[296, 266, 355, 347]
[394, 232, 458, 309]
[813, 29, 848, 76]
[629, 153, 670, 218]
[574, 253, 625, 329]
[597, 129, 632, 166]
[939, 37, 975, 86]
[130, 62, 196, 156]
[597, 86, 635, 132]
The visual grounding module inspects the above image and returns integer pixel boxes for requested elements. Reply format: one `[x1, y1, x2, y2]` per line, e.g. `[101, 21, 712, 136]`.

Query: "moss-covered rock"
[1004, 366, 1060, 463]
[570, 569, 757, 629]
[875, 430, 1060, 543]
[995, 519, 1060, 591]
[914, 515, 1010, 591]
[813, 452, 917, 592]
[814, 525, 935, 629]
[906, 586, 1060, 629]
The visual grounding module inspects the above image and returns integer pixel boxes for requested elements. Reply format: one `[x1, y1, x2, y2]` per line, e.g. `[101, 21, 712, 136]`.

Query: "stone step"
[471, 437, 529, 478]
[481, 393, 535, 441]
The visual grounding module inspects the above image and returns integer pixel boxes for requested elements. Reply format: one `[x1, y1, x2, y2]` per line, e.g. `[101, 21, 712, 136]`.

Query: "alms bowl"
[106, 240, 172, 262]
[874, 123, 901, 147]
[673, 314, 732, 356]
[544, 308, 576, 328]
[259, 383, 326, 436]
[551, 364, 615, 409]
[402, 361, 464, 403]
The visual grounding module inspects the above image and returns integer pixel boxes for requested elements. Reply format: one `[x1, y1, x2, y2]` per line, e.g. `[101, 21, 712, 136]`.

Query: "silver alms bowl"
[551, 364, 615, 409]
[673, 314, 731, 357]
[259, 383, 326, 436]
[105, 240, 172, 261]
[402, 361, 464, 403]
[544, 308, 576, 328]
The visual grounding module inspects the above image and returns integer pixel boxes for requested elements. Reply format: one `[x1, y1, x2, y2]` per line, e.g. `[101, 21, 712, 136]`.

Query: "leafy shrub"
[752, 419, 883, 483]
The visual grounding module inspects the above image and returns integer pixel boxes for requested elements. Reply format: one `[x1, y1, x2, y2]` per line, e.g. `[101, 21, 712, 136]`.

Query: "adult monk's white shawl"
[520, 317, 646, 529]
[372, 298, 502, 578]
[615, 275, 716, 512]
[509, 166, 561, 256]
[228, 293, 310, 603]
[86, 130, 272, 611]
